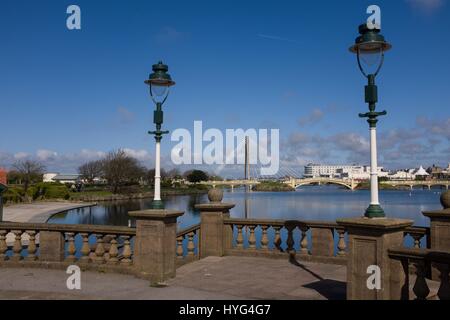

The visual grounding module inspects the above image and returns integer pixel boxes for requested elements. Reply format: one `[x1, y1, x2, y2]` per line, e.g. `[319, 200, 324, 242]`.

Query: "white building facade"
[304, 164, 387, 180]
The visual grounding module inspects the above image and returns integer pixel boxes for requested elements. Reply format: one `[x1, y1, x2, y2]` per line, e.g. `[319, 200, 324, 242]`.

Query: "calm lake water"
[48, 186, 444, 228]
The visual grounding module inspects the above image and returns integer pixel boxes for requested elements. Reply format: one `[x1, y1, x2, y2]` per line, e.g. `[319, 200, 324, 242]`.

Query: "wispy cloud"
[406, 0, 445, 14]
[154, 27, 190, 43]
[257, 34, 297, 43]
[298, 108, 325, 127]
[116, 107, 135, 125]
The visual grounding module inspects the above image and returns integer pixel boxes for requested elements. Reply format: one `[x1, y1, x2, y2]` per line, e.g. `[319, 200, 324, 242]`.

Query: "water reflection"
[48, 186, 443, 229]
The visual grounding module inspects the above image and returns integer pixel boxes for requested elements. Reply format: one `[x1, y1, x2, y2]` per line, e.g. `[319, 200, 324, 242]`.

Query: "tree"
[102, 149, 146, 193]
[78, 160, 103, 184]
[186, 170, 209, 183]
[146, 168, 168, 186]
[12, 160, 45, 194]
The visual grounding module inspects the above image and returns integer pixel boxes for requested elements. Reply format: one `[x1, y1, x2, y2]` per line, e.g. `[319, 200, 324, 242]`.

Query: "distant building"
[414, 166, 429, 179]
[388, 170, 415, 180]
[388, 165, 432, 181]
[0, 168, 7, 185]
[44, 173, 81, 184]
[304, 164, 386, 180]
[43, 173, 59, 182]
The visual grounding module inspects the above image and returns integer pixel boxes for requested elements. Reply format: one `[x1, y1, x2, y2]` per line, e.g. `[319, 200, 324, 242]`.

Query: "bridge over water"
[197, 178, 450, 191]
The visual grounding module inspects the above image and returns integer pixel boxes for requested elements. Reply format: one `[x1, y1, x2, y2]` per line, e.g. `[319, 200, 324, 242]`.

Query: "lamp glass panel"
[151, 83, 169, 102]
[358, 46, 383, 75]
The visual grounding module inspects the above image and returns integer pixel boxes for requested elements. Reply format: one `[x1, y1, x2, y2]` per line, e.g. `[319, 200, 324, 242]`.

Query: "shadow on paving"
[289, 255, 347, 300]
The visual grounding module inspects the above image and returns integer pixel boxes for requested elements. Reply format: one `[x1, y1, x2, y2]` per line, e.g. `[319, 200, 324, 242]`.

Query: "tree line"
[6, 149, 223, 194]
[78, 149, 221, 193]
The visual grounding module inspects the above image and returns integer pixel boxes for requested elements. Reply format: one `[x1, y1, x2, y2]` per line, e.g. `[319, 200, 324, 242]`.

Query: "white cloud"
[36, 149, 58, 161]
[123, 148, 151, 162]
[406, 0, 444, 13]
[14, 152, 30, 160]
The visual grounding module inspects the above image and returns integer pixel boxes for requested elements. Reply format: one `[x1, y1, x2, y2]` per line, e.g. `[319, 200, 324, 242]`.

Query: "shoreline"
[3, 201, 97, 223]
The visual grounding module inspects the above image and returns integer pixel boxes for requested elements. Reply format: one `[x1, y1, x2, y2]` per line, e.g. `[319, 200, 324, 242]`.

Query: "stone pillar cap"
[337, 217, 414, 230]
[195, 203, 235, 212]
[422, 209, 450, 219]
[128, 209, 184, 220]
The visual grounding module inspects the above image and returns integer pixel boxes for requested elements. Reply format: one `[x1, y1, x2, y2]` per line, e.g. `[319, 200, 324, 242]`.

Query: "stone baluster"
[79, 233, 91, 263]
[93, 234, 105, 264]
[248, 225, 256, 249]
[285, 223, 296, 257]
[236, 225, 244, 249]
[434, 262, 450, 300]
[11, 230, 23, 261]
[107, 235, 119, 265]
[411, 234, 422, 249]
[176, 236, 184, 259]
[187, 232, 196, 258]
[337, 229, 347, 257]
[65, 232, 76, 262]
[273, 226, 282, 252]
[413, 260, 430, 300]
[260, 226, 269, 250]
[299, 226, 309, 255]
[120, 236, 132, 265]
[0, 230, 8, 261]
[25, 230, 37, 261]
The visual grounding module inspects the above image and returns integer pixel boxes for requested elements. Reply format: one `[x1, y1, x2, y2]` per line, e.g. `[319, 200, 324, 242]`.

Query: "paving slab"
[0, 256, 347, 300]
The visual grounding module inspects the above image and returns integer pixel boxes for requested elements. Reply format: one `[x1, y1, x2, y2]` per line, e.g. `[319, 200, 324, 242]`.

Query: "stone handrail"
[223, 218, 347, 264]
[0, 222, 135, 272]
[176, 223, 200, 264]
[388, 247, 450, 300]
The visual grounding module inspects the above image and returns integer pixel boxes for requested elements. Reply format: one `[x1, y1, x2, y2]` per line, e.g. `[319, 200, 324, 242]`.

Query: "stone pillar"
[337, 217, 413, 300]
[39, 231, 65, 262]
[195, 189, 235, 258]
[310, 227, 334, 257]
[422, 190, 450, 280]
[128, 209, 183, 284]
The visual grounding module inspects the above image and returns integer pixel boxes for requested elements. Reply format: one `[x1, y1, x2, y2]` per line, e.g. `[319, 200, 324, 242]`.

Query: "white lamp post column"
[369, 126, 380, 207]
[154, 139, 162, 203]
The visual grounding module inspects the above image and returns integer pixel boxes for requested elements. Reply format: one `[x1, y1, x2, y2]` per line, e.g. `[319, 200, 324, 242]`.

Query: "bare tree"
[102, 149, 146, 193]
[12, 160, 45, 194]
[78, 160, 103, 184]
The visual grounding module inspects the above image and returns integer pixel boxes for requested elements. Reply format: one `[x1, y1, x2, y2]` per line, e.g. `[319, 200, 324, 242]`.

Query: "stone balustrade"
[388, 248, 450, 300]
[0, 222, 136, 272]
[176, 223, 200, 265]
[1, 208, 184, 284]
[223, 218, 348, 264]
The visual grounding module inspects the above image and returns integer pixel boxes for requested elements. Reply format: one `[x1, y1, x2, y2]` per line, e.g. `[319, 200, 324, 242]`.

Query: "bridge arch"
[293, 180, 354, 190]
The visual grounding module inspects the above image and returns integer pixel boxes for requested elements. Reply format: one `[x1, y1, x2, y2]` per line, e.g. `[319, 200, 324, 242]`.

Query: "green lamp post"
[0, 183, 7, 222]
[145, 61, 176, 209]
[350, 24, 392, 218]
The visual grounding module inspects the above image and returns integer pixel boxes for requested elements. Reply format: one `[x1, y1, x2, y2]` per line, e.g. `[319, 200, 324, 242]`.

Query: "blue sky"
[0, 0, 449, 177]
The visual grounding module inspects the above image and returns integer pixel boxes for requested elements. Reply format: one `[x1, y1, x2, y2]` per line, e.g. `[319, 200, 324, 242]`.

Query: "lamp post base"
[365, 204, 385, 218]
[151, 200, 165, 210]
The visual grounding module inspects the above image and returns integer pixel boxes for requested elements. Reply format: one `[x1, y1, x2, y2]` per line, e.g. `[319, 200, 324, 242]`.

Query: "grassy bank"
[3, 183, 210, 204]
[252, 181, 295, 192]
[355, 182, 410, 190]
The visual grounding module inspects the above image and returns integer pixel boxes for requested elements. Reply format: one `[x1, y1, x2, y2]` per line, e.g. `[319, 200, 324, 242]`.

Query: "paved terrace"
[0, 256, 346, 300]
